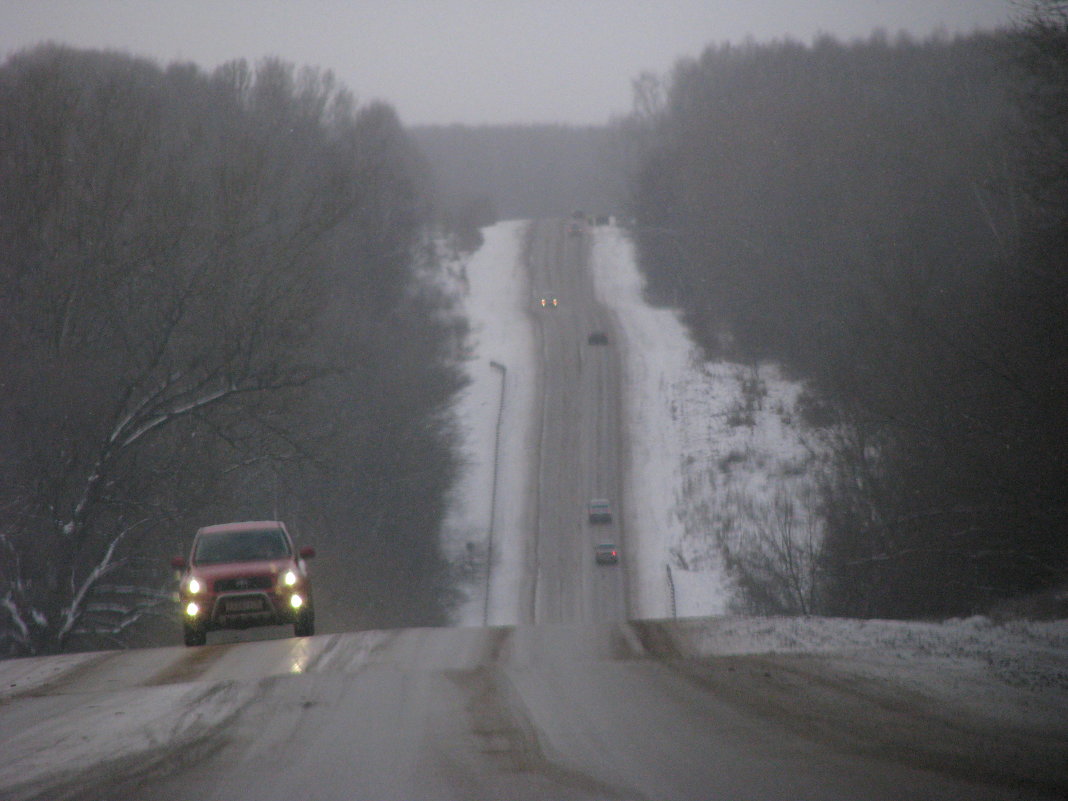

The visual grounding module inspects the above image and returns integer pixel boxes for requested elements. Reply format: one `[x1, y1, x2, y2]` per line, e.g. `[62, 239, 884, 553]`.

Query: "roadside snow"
[440, 220, 538, 626]
[589, 224, 827, 619]
[588, 226, 730, 617]
[0, 680, 259, 797]
[0, 651, 101, 700]
[669, 614, 1068, 732]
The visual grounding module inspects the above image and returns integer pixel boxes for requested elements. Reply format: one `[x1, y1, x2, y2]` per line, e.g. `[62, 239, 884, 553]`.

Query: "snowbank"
[666, 614, 1068, 734]
[440, 221, 538, 626]
[589, 225, 826, 619]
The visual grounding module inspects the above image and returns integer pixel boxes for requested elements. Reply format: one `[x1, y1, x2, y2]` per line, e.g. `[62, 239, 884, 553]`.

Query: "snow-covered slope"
[444, 220, 829, 622]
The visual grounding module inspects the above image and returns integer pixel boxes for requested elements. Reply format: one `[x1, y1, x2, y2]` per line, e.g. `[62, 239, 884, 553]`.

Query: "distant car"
[594, 543, 620, 565]
[587, 331, 609, 345]
[171, 520, 315, 646]
[568, 221, 584, 236]
[538, 294, 559, 309]
[588, 499, 612, 524]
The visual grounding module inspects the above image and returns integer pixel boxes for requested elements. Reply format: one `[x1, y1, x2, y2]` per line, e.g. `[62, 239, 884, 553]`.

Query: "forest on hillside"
[0, 46, 467, 656]
[625, 9, 1068, 618]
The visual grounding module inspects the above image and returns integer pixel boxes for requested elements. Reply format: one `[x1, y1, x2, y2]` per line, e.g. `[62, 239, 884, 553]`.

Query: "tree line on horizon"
[0, 45, 467, 656]
[412, 123, 625, 226]
[624, 7, 1068, 618]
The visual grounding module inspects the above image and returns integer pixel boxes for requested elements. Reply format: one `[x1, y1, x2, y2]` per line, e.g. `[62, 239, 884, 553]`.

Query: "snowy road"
[0, 220, 1065, 799]
[5, 620, 1065, 800]
[524, 219, 627, 625]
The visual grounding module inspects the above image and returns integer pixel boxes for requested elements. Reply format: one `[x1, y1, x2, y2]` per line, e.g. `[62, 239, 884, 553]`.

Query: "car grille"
[214, 575, 273, 592]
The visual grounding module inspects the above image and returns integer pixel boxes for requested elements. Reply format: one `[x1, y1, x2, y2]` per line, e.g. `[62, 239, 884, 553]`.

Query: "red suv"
[171, 521, 315, 646]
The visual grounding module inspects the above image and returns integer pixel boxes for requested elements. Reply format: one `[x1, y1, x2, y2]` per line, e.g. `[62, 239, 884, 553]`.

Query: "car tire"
[183, 624, 207, 647]
[294, 610, 315, 638]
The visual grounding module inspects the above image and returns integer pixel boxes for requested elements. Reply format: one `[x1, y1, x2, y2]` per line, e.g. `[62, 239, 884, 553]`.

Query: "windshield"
[193, 528, 290, 564]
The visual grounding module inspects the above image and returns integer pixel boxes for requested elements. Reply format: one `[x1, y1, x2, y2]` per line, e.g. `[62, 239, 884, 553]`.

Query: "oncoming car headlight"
[283, 570, 298, 587]
[185, 601, 200, 617]
[187, 578, 202, 595]
[289, 593, 304, 609]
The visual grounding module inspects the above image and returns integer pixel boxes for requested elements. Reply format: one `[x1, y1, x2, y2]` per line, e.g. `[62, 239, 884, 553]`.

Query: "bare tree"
[727, 490, 824, 615]
[0, 46, 467, 654]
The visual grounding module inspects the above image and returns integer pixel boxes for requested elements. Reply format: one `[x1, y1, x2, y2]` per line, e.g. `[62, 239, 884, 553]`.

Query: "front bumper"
[183, 589, 309, 631]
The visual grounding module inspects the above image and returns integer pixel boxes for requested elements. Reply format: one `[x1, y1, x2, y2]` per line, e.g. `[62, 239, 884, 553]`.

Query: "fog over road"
[0, 221, 1061, 800]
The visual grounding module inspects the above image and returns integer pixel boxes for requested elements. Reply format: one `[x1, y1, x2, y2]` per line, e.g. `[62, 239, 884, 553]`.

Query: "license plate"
[226, 598, 264, 613]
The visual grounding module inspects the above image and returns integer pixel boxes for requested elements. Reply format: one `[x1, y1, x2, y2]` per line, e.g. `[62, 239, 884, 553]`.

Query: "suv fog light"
[289, 594, 304, 609]
[185, 601, 200, 617]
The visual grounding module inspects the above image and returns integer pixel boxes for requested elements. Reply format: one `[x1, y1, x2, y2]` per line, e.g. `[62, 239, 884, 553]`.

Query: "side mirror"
[299, 546, 316, 559]
[170, 556, 187, 570]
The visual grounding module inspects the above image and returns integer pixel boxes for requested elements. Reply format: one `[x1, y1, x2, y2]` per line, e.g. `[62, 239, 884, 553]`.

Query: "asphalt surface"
[524, 219, 627, 625]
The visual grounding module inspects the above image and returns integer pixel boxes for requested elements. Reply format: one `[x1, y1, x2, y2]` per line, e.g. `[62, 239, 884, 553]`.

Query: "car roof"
[196, 520, 288, 536]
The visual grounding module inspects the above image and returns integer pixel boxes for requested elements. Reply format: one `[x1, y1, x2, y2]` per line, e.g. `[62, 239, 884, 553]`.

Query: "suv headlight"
[282, 570, 298, 587]
[187, 577, 202, 594]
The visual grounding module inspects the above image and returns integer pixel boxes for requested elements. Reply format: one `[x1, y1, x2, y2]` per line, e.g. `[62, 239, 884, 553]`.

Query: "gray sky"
[1, 0, 1015, 126]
